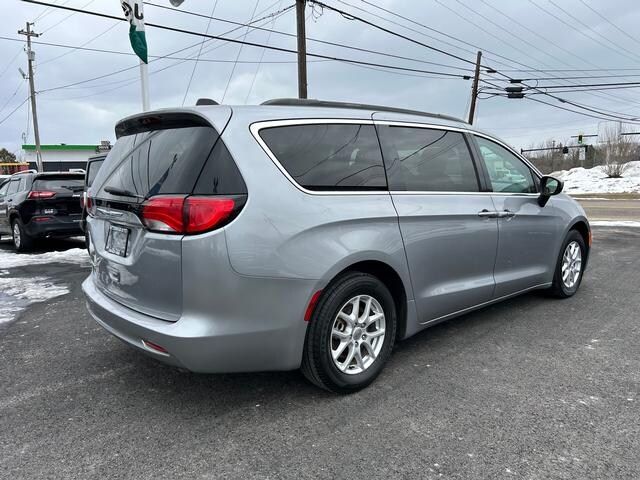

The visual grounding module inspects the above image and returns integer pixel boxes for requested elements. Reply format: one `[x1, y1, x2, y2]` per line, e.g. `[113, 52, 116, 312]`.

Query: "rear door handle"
[478, 209, 499, 218]
[497, 209, 516, 218]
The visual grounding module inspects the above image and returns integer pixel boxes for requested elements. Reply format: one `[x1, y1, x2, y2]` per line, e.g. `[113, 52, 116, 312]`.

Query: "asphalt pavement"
[0, 229, 639, 479]
[575, 199, 640, 222]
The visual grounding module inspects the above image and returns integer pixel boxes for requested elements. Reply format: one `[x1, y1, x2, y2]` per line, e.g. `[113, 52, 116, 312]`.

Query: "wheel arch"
[324, 260, 410, 343]
[567, 217, 591, 265]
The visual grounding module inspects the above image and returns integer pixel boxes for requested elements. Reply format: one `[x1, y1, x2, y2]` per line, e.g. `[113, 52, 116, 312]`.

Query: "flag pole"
[139, 59, 150, 111]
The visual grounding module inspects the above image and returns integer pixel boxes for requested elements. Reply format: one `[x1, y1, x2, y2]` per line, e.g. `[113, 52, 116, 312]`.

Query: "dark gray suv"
[82, 99, 590, 393]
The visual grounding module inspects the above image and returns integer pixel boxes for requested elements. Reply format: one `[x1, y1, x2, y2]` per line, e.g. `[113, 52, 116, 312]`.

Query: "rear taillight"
[140, 195, 243, 234]
[28, 190, 56, 199]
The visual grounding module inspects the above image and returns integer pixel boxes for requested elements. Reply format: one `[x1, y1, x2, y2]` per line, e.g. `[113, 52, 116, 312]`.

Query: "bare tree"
[600, 123, 636, 178]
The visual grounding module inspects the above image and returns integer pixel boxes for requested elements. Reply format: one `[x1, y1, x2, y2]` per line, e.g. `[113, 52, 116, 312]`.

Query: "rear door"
[87, 109, 231, 321]
[471, 135, 560, 296]
[374, 117, 498, 324]
[31, 174, 84, 217]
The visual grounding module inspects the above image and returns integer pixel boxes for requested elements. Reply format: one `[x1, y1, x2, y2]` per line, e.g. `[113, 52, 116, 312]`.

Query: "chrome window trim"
[249, 117, 543, 196]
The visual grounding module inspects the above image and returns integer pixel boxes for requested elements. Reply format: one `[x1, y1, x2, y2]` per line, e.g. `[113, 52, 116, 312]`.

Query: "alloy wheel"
[13, 223, 21, 249]
[330, 295, 386, 375]
[561, 240, 582, 289]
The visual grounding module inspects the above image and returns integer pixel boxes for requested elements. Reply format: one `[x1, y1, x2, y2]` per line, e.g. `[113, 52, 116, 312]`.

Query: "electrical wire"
[181, 0, 219, 106]
[244, 0, 283, 104]
[144, 0, 473, 73]
[221, 0, 261, 103]
[0, 98, 30, 127]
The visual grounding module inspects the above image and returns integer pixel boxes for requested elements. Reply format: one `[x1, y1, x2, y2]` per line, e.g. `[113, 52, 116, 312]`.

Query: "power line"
[40, 0, 96, 33]
[221, 0, 261, 103]
[18, 0, 472, 96]
[528, 0, 640, 65]
[577, 0, 640, 48]
[320, 0, 640, 123]
[38, 21, 121, 66]
[245, 0, 284, 104]
[0, 98, 30, 127]
[145, 0, 473, 73]
[181, 0, 219, 107]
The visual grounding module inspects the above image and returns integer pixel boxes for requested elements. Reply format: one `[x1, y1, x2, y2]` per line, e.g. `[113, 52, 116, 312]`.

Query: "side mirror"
[538, 175, 563, 207]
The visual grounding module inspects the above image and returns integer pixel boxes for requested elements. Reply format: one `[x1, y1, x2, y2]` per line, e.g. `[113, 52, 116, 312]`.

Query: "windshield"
[33, 177, 84, 192]
[92, 126, 219, 202]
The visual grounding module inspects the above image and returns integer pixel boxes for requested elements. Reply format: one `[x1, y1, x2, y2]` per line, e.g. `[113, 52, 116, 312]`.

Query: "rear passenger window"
[259, 124, 386, 191]
[377, 126, 479, 192]
[193, 139, 247, 194]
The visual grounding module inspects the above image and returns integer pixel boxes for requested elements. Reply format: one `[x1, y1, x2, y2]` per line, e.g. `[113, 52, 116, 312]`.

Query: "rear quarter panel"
[220, 115, 413, 294]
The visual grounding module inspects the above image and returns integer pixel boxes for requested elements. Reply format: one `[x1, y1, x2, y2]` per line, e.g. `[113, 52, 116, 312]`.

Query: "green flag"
[120, 1, 148, 64]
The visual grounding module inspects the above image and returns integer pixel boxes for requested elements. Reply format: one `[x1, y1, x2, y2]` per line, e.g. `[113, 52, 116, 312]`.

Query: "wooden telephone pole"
[296, 0, 308, 99]
[18, 22, 43, 172]
[467, 51, 482, 125]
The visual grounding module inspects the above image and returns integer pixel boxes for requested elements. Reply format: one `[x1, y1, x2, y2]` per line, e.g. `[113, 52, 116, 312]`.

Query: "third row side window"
[376, 125, 480, 192]
[259, 124, 387, 191]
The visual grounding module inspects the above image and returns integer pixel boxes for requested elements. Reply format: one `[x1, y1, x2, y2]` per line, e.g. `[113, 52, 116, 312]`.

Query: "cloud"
[2, 0, 640, 156]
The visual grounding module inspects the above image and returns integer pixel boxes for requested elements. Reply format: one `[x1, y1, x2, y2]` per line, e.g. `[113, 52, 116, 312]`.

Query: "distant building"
[22, 141, 111, 172]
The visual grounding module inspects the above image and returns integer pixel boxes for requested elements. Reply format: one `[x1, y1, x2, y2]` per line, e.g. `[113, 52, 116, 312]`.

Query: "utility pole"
[296, 0, 308, 99]
[18, 22, 43, 172]
[467, 50, 482, 125]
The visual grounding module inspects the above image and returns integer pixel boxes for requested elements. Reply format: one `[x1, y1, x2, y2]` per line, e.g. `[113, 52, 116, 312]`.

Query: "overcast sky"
[2, 0, 640, 157]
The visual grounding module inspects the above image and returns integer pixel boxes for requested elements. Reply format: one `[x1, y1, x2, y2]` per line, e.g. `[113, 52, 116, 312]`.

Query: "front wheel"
[301, 272, 397, 393]
[549, 230, 586, 298]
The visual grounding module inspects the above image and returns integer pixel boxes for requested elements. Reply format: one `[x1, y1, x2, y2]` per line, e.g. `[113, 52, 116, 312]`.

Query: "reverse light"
[28, 190, 56, 199]
[140, 195, 243, 235]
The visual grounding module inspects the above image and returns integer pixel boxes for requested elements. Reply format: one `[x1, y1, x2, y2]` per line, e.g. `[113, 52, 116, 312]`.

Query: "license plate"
[105, 225, 130, 257]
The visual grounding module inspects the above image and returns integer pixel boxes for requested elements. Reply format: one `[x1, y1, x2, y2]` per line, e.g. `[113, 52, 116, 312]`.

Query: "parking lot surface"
[0, 228, 638, 479]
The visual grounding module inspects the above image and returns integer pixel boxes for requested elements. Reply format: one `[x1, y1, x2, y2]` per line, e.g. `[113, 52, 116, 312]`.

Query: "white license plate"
[105, 225, 130, 257]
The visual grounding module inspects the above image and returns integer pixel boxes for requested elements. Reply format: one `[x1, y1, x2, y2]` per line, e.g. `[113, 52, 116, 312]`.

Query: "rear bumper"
[25, 215, 83, 238]
[82, 274, 313, 373]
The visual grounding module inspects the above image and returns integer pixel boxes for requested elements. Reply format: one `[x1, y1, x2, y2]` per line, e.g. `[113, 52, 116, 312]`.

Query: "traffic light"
[578, 134, 583, 144]
[562, 146, 569, 154]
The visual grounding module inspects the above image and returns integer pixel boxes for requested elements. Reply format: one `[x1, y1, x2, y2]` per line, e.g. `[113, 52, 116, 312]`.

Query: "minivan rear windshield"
[33, 177, 84, 191]
[92, 126, 219, 202]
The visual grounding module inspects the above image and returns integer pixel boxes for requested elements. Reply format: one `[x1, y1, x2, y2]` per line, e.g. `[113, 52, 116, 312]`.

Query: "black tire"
[549, 230, 586, 298]
[11, 218, 34, 253]
[301, 272, 397, 394]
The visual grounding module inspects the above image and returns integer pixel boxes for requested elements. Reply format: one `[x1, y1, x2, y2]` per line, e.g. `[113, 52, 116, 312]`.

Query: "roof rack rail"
[11, 169, 38, 176]
[261, 98, 467, 124]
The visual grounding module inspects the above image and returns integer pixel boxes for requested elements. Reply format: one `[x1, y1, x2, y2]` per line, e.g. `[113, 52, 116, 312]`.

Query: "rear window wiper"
[104, 186, 145, 199]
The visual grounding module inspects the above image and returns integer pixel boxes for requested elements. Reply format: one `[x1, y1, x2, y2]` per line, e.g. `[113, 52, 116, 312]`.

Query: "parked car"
[82, 99, 590, 393]
[80, 153, 107, 233]
[0, 171, 84, 251]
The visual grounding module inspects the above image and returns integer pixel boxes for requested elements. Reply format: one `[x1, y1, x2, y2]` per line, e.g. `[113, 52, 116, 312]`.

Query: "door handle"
[497, 209, 516, 218]
[478, 209, 499, 218]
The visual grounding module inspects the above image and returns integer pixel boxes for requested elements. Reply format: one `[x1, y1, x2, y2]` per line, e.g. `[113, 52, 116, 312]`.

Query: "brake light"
[140, 196, 241, 234]
[28, 190, 56, 199]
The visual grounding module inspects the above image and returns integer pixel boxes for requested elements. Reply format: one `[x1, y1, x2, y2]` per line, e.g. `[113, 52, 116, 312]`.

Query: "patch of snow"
[0, 275, 70, 324]
[0, 248, 88, 325]
[590, 220, 640, 228]
[0, 248, 88, 269]
[553, 161, 640, 194]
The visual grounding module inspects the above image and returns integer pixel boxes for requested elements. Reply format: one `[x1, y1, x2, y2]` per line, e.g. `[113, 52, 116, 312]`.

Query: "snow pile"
[553, 161, 640, 194]
[0, 247, 88, 269]
[0, 247, 89, 325]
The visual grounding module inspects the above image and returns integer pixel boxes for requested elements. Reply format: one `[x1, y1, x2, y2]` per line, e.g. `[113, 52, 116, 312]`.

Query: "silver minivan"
[82, 99, 590, 393]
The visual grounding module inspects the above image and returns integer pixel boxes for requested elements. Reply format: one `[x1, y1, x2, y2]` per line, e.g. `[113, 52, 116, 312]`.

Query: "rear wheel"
[549, 230, 586, 298]
[12, 218, 34, 253]
[301, 272, 397, 393]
